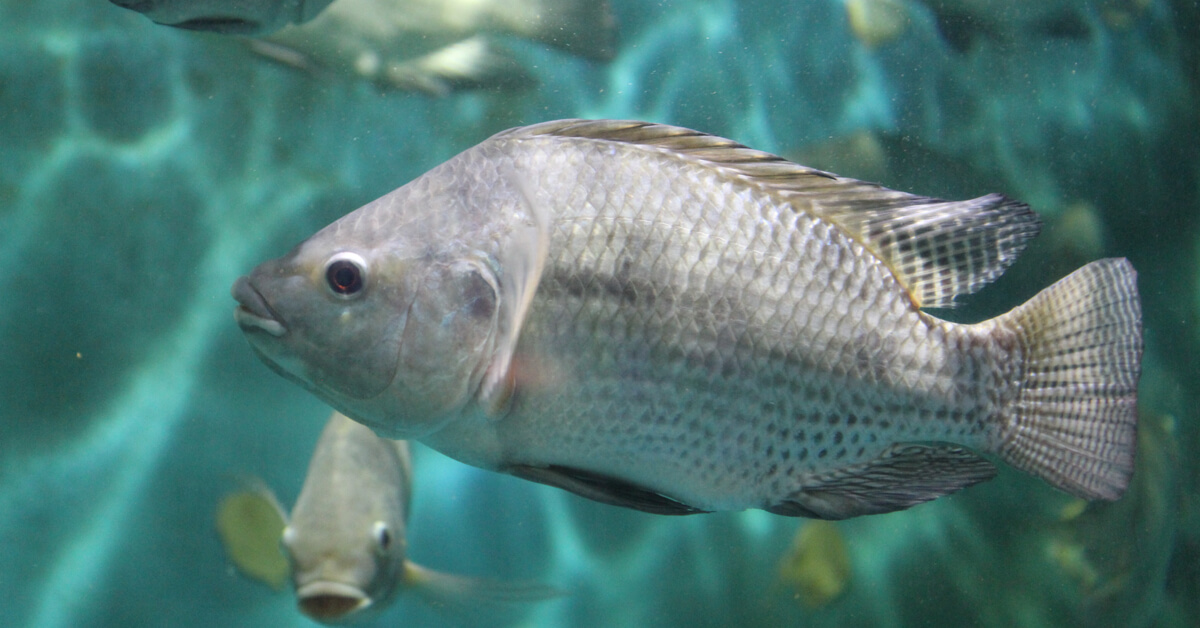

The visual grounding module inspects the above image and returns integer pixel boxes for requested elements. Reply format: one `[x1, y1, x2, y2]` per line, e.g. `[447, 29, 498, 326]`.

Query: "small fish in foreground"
[216, 411, 556, 624]
[233, 119, 1143, 520]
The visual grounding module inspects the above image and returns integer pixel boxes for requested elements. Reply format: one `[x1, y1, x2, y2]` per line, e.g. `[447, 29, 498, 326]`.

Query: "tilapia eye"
[325, 253, 367, 298]
[372, 521, 391, 551]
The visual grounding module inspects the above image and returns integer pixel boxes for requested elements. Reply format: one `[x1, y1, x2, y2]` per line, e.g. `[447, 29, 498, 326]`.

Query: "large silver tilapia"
[232, 120, 1142, 519]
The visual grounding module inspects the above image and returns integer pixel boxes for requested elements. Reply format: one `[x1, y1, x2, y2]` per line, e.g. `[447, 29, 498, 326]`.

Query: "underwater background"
[0, 0, 1196, 626]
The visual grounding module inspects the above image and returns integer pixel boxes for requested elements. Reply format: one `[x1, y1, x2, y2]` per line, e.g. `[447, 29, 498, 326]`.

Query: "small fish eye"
[372, 521, 391, 551]
[324, 253, 368, 298]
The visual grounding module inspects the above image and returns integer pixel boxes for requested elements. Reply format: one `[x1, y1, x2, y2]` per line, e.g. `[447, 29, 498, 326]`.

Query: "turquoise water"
[0, 0, 1195, 626]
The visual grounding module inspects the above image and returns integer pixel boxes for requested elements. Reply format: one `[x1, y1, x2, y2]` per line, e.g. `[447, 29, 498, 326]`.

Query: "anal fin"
[768, 444, 998, 520]
[507, 464, 708, 515]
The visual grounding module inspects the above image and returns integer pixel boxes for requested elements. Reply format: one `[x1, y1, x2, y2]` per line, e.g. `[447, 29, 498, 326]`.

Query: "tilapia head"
[232, 238, 410, 407]
[231, 187, 506, 439]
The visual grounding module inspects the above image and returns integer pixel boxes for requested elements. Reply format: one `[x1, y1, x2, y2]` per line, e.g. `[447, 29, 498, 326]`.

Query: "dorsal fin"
[496, 119, 1042, 308]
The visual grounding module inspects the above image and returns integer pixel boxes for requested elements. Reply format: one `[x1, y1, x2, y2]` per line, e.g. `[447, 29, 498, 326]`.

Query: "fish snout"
[232, 276, 286, 337]
[297, 582, 372, 622]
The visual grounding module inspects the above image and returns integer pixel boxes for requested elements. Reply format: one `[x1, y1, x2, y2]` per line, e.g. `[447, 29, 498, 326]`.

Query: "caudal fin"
[992, 258, 1142, 501]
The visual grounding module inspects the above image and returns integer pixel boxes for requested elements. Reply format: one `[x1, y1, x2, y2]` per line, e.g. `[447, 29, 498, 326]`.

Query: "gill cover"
[393, 258, 501, 430]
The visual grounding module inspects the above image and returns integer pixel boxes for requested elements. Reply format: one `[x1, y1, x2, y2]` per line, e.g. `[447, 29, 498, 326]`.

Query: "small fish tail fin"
[991, 258, 1142, 500]
[405, 561, 564, 605]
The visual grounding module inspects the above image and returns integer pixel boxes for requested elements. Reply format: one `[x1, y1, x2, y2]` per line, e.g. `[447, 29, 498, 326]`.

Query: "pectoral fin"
[508, 464, 709, 515]
[768, 444, 998, 519]
[478, 165, 550, 417]
[214, 482, 291, 590]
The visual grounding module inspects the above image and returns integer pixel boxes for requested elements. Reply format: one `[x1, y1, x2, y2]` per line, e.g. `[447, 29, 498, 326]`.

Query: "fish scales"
[233, 119, 1142, 519]
[450, 133, 999, 509]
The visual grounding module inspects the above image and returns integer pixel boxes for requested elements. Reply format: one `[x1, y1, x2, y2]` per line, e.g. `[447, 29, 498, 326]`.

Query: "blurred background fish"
[109, 0, 336, 34]
[908, 0, 1153, 51]
[249, 0, 617, 95]
[216, 411, 557, 624]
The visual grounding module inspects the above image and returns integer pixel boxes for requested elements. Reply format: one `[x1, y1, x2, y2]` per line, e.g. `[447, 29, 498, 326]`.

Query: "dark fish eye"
[372, 522, 391, 551]
[325, 253, 367, 298]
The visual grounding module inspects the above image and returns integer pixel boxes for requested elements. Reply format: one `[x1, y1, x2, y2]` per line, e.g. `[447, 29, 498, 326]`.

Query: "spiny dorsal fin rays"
[498, 119, 1042, 308]
[814, 193, 1040, 308]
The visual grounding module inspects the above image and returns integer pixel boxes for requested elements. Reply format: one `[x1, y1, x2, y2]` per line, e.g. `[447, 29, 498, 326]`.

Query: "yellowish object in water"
[845, 0, 910, 48]
[778, 520, 852, 608]
[1058, 498, 1089, 522]
[1055, 201, 1106, 262]
[1046, 538, 1100, 589]
[1099, 0, 1152, 30]
[215, 489, 290, 591]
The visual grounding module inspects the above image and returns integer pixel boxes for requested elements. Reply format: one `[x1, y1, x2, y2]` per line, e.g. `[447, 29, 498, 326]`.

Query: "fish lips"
[296, 581, 372, 622]
[232, 276, 287, 337]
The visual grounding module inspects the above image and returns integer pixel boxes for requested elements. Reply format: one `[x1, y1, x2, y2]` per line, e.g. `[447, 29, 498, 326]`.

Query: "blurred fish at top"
[844, 0, 912, 48]
[249, 0, 617, 95]
[216, 411, 557, 624]
[232, 119, 1143, 521]
[109, 0, 335, 34]
[910, 0, 1099, 52]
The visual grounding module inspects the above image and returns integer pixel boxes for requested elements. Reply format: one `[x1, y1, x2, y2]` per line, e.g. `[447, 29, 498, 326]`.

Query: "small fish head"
[283, 517, 407, 624]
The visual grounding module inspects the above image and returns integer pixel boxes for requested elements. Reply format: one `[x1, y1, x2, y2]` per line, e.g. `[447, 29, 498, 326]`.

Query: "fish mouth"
[296, 582, 372, 621]
[231, 276, 286, 337]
